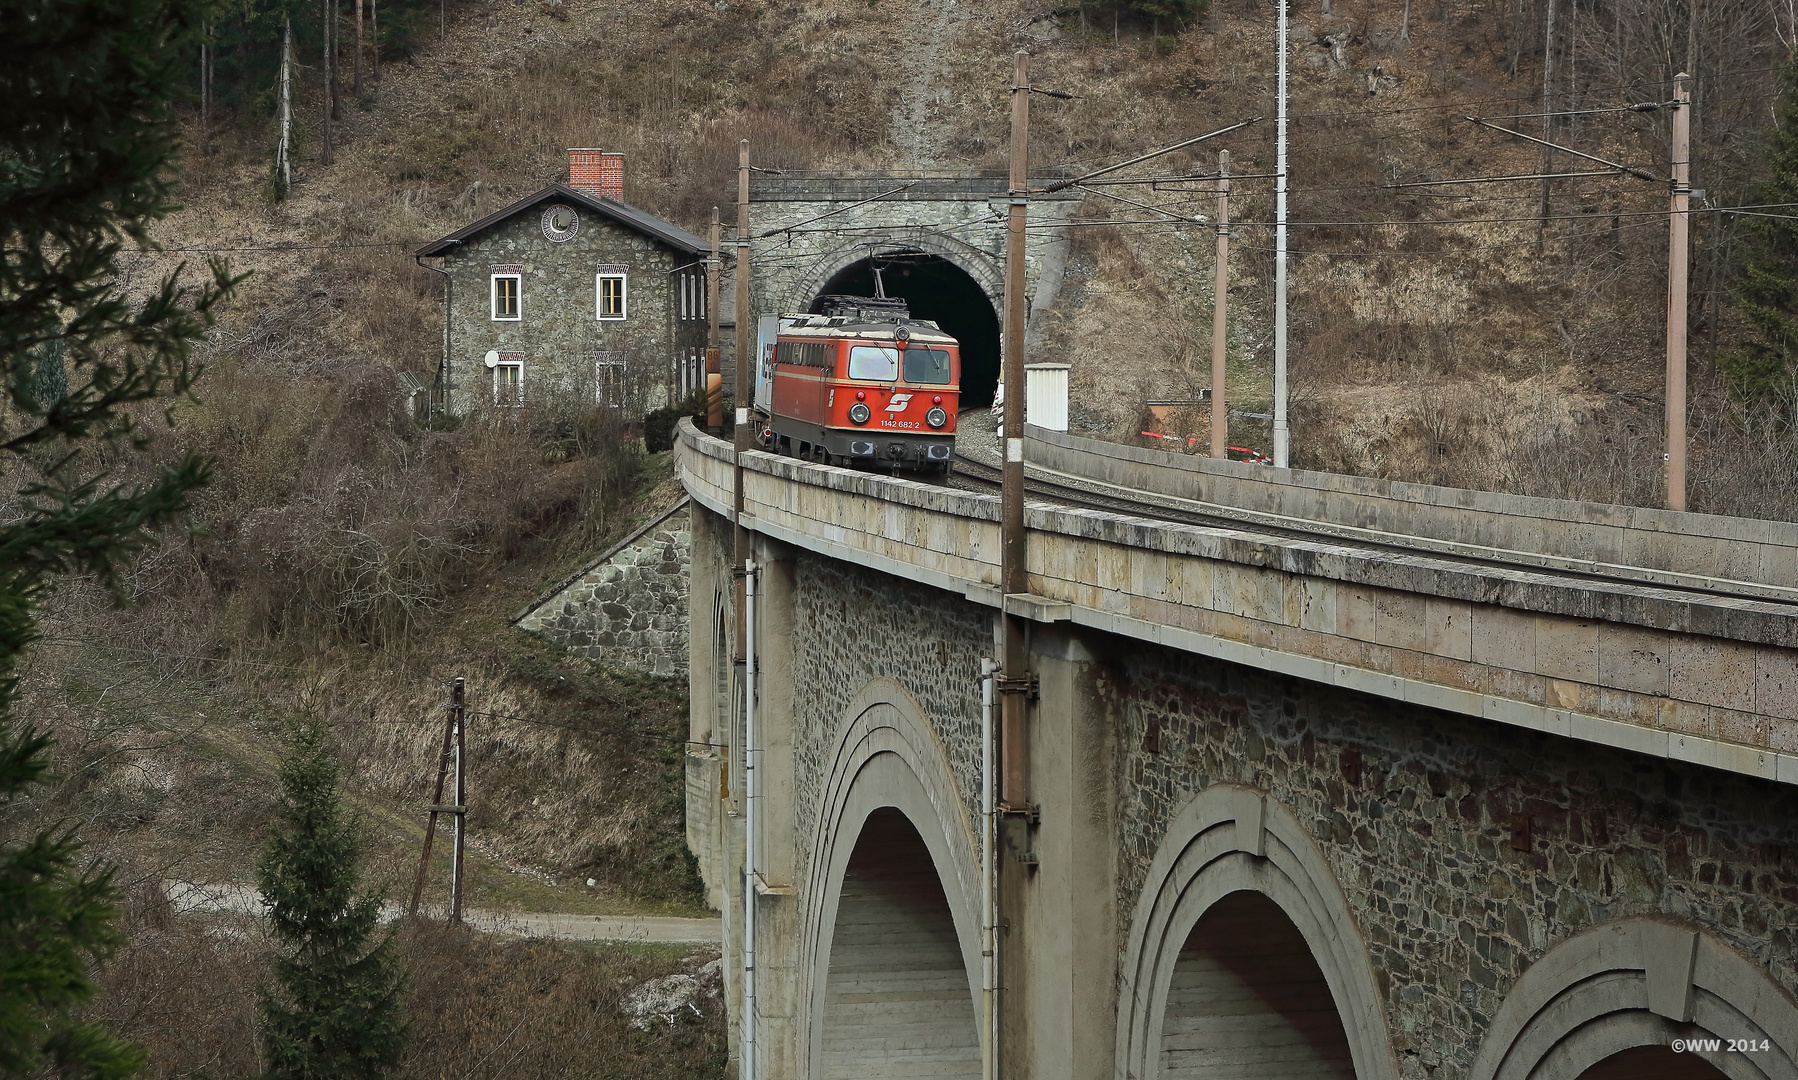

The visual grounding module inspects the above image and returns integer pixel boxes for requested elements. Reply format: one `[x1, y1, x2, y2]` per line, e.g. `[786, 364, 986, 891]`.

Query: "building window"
[596, 271, 627, 320]
[491, 274, 521, 321]
[595, 353, 627, 407]
[679, 270, 705, 321]
[494, 360, 523, 406]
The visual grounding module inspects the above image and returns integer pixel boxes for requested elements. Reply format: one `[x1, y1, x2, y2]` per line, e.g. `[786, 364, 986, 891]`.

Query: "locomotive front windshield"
[903, 347, 952, 384]
[847, 345, 898, 381]
[847, 344, 953, 384]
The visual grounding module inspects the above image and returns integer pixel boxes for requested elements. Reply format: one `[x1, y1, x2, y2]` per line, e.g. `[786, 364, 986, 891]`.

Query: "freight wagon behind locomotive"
[753, 294, 960, 475]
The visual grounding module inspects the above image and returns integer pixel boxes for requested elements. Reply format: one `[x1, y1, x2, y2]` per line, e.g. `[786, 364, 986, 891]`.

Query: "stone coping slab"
[1025, 425, 1798, 597]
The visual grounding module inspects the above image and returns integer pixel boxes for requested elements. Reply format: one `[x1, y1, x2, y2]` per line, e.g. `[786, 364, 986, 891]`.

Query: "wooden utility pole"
[1000, 50, 1029, 808]
[732, 141, 751, 787]
[449, 677, 468, 924]
[708, 206, 723, 432]
[277, 16, 292, 194]
[354, 0, 364, 95]
[733, 140, 752, 563]
[1666, 73, 1692, 512]
[200, 22, 211, 148]
[321, 0, 334, 165]
[1210, 149, 1231, 460]
[408, 677, 465, 921]
[1536, 0, 1557, 246]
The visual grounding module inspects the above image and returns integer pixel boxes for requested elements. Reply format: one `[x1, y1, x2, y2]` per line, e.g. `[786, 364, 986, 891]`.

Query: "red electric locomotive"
[752, 293, 960, 474]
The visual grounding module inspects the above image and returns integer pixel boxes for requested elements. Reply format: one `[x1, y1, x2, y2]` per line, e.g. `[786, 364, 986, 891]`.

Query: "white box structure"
[1025, 363, 1071, 432]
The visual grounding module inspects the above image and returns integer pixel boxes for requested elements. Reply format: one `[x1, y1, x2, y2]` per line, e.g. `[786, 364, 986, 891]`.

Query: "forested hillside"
[9, 0, 1798, 1074]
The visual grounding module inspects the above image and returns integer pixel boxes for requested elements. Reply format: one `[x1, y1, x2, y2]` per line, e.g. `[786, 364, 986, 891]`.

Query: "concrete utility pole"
[708, 206, 723, 432]
[1666, 73, 1691, 512]
[1211, 149, 1231, 460]
[1272, 0, 1291, 469]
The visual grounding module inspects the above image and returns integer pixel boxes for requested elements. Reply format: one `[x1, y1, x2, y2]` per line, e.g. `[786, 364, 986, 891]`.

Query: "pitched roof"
[415, 183, 707, 258]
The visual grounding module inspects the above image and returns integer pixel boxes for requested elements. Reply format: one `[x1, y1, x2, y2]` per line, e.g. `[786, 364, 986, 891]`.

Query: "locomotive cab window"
[903, 347, 953, 384]
[847, 345, 899, 381]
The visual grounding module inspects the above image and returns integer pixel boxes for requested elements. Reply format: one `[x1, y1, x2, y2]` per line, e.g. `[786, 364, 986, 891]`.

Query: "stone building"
[416, 151, 710, 416]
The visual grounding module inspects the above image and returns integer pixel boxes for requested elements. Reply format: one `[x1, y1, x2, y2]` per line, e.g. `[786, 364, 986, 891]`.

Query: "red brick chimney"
[568, 149, 624, 202]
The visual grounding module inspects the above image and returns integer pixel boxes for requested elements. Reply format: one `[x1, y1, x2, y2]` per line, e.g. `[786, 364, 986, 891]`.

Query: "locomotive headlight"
[926, 406, 948, 429]
[849, 402, 871, 424]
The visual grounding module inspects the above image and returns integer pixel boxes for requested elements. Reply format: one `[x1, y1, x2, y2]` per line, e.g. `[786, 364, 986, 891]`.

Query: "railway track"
[948, 453, 1798, 610]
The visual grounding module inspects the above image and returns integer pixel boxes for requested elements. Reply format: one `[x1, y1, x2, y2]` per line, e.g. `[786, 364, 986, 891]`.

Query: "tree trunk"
[321, 0, 333, 165]
[1400, 0, 1411, 41]
[371, 0, 379, 79]
[1536, 0, 1556, 246]
[278, 16, 292, 196]
[354, 0, 363, 96]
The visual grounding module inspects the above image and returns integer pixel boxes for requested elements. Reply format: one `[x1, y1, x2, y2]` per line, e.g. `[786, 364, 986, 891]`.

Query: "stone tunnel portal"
[812, 254, 1001, 408]
[1161, 890, 1356, 1080]
[819, 806, 979, 1079]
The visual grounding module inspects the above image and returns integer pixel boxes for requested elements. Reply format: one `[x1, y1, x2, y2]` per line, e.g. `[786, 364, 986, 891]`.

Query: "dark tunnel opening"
[811, 254, 1001, 408]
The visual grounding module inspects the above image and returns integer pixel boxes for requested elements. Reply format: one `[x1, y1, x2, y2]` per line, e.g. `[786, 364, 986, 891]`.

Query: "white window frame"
[595, 357, 627, 407]
[596, 272, 628, 320]
[491, 273, 522, 321]
[493, 360, 524, 406]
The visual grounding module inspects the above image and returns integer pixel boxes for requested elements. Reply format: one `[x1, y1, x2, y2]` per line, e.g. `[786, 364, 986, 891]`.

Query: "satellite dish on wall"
[484, 350, 500, 369]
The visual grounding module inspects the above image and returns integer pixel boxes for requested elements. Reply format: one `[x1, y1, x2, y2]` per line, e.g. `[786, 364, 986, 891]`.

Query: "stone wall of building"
[514, 503, 690, 676]
[443, 203, 706, 415]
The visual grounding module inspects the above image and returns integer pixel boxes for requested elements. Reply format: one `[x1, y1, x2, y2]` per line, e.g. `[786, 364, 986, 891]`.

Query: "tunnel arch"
[787, 239, 1004, 407]
[801, 678, 983, 1080]
[1469, 917, 1798, 1080]
[1117, 784, 1399, 1080]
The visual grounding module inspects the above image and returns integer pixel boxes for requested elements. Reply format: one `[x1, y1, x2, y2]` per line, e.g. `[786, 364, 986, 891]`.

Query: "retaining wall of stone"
[514, 501, 691, 676]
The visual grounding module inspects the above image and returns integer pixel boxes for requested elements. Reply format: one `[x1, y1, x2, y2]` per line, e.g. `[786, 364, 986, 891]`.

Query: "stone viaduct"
[679, 419, 1798, 1080]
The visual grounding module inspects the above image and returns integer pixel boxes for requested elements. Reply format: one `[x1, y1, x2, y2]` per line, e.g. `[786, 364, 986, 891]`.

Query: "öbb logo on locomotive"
[753, 292, 960, 474]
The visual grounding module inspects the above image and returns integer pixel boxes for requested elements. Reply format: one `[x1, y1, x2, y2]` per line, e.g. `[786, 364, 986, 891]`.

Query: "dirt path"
[165, 881, 721, 945]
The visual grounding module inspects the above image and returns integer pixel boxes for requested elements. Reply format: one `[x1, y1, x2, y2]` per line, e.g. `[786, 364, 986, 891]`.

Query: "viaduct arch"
[1117, 783, 1401, 1080]
[800, 677, 984, 1079]
[1471, 917, 1798, 1080]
